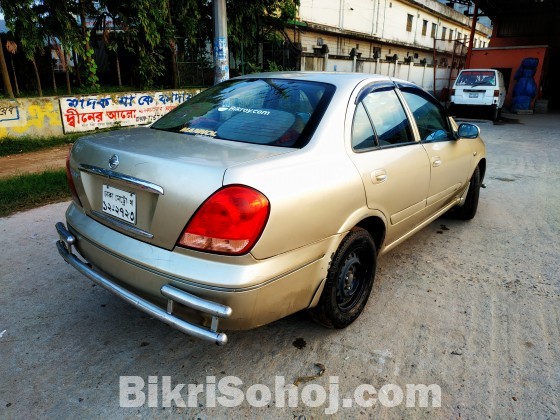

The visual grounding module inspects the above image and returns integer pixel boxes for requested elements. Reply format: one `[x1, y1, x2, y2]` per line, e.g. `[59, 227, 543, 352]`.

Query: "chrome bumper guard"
[55, 222, 231, 345]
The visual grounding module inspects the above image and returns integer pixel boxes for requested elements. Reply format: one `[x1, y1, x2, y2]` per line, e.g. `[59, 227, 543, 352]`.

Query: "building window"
[449, 29, 453, 41]
[441, 27, 447, 39]
[431, 23, 437, 38]
[457, 32, 462, 40]
[406, 14, 414, 32]
[422, 20, 428, 36]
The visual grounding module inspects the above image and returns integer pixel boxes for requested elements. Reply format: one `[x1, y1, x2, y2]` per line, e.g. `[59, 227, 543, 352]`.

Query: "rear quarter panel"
[223, 106, 368, 260]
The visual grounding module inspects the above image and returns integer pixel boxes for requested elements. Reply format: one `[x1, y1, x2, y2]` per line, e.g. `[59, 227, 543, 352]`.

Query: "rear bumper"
[56, 204, 340, 342]
[449, 102, 497, 110]
[56, 222, 231, 345]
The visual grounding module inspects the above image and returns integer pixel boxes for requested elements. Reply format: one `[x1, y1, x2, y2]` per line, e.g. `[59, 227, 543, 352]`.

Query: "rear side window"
[151, 79, 335, 148]
[351, 103, 377, 150]
[361, 89, 413, 147]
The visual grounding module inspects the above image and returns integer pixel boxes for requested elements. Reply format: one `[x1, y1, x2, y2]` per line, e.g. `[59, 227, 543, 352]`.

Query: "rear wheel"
[455, 166, 481, 220]
[311, 227, 376, 328]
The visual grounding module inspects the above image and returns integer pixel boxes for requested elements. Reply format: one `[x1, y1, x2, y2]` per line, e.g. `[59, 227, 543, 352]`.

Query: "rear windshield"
[151, 78, 335, 148]
[455, 70, 496, 86]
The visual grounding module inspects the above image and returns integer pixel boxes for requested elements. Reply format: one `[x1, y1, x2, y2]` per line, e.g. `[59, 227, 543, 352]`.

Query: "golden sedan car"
[56, 72, 486, 345]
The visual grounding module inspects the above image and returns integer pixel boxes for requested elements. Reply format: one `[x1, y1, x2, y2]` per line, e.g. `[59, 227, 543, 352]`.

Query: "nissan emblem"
[109, 154, 119, 170]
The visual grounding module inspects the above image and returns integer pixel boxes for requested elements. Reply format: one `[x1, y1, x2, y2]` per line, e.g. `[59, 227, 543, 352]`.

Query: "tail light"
[450, 88, 456, 96]
[493, 90, 499, 97]
[66, 146, 82, 207]
[177, 185, 269, 255]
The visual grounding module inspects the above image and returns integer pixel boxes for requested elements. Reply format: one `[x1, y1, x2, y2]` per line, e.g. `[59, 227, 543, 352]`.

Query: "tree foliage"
[227, 0, 299, 73]
[0, 0, 300, 94]
[100, 0, 173, 88]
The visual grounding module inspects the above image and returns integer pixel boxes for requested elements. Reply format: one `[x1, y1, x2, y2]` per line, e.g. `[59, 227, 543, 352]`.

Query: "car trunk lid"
[69, 127, 292, 250]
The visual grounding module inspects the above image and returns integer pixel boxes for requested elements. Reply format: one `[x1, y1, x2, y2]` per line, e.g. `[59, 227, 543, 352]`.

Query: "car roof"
[459, 68, 498, 72]
[233, 71, 394, 89]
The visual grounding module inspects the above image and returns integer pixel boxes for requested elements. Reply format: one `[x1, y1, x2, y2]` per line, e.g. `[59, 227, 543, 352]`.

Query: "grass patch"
[0, 134, 82, 157]
[0, 169, 70, 217]
[0, 126, 131, 157]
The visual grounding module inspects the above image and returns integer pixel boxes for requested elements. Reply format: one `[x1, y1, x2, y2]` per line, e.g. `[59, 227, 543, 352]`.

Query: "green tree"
[76, 0, 99, 89]
[5, 40, 19, 96]
[0, 0, 301, 94]
[1, 0, 46, 96]
[0, 39, 14, 98]
[100, 12, 123, 87]
[227, 0, 299, 73]
[168, 0, 212, 86]
[101, 0, 172, 88]
[37, 0, 85, 94]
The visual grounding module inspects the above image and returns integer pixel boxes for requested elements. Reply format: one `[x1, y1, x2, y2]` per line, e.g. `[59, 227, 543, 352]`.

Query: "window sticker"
[180, 127, 217, 137]
[218, 106, 271, 116]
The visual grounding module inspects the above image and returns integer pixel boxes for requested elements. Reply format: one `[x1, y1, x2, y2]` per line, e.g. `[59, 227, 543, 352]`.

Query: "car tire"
[491, 106, 500, 122]
[455, 166, 481, 220]
[310, 227, 376, 329]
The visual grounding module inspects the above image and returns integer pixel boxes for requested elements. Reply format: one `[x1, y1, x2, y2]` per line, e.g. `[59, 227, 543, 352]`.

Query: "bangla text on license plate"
[102, 184, 136, 224]
[469, 93, 479, 98]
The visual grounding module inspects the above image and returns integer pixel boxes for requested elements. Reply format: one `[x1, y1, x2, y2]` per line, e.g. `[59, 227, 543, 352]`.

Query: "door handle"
[431, 157, 442, 167]
[371, 169, 387, 184]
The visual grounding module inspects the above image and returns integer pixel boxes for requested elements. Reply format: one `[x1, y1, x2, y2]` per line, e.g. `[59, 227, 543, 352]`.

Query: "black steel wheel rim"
[336, 246, 370, 312]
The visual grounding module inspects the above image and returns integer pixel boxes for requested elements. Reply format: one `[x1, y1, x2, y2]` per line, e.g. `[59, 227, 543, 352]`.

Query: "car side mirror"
[457, 123, 480, 139]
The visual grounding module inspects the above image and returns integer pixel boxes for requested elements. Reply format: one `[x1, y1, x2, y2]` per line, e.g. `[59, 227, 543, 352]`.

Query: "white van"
[449, 69, 506, 121]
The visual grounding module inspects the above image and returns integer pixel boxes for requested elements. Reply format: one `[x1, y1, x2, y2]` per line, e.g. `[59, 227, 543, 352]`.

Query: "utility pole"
[465, 0, 479, 69]
[213, 0, 229, 84]
[433, 36, 437, 96]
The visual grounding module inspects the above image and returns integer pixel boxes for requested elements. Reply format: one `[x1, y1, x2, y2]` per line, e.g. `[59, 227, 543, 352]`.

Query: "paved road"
[1, 113, 559, 418]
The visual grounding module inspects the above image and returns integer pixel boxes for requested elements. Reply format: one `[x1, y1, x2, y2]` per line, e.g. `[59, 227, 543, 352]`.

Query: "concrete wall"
[301, 56, 459, 99]
[59, 90, 201, 134]
[0, 97, 64, 138]
[0, 89, 201, 139]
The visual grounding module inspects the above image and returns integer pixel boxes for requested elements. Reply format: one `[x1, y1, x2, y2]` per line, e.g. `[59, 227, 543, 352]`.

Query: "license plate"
[102, 184, 136, 224]
[469, 93, 479, 98]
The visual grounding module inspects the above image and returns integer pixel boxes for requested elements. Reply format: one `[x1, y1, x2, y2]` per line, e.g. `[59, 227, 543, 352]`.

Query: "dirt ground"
[0, 146, 70, 179]
[1, 113, 559, 418]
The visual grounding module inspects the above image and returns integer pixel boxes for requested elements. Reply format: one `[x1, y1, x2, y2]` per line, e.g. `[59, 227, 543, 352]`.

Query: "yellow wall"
[0, 89, 202, 139]
[0, 98, 64, 138]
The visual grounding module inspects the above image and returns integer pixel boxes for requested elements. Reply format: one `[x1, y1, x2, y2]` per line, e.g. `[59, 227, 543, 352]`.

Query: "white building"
[290, 0, 492, 69]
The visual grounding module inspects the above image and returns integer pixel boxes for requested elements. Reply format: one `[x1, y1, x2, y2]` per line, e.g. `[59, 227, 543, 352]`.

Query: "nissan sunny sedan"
[56, 72, 486, 345]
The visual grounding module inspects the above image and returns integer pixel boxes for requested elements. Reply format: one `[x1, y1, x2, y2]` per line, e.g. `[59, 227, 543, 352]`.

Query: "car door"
[349, 83, 431, 244]
[397, 85, 472, 211]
